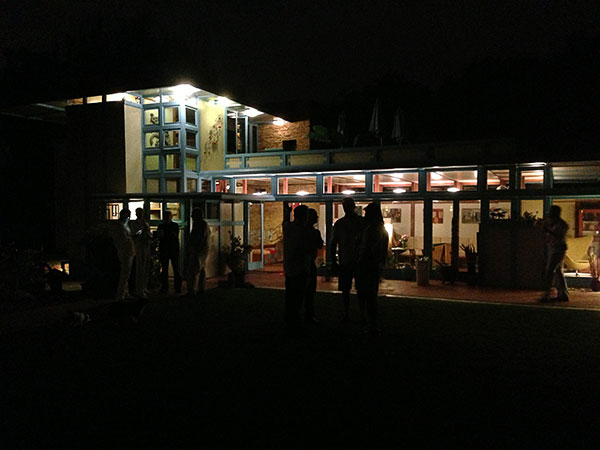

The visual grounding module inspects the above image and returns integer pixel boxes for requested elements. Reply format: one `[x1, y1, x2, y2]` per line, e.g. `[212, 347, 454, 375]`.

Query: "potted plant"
[435, 259, 457, 284]
[223, 232, 252, 288]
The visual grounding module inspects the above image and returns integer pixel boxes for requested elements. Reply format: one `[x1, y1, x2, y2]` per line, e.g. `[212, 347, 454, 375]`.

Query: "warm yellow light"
[384, 223, 394, 243]
[107, 92, 126, 102]
[393, 188, 406, 193]
[341, 189, 355, 195]
[296, 190, 309, 196]
[172, 84, 200, 98]
[447, 187, 460, 192]
[273, 117, 286, 126]
[242, 108, 263, 117]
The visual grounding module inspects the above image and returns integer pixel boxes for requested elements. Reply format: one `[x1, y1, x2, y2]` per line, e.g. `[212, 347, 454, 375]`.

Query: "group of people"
[110, 207, 209, 301]
[283, 198, 389, 335]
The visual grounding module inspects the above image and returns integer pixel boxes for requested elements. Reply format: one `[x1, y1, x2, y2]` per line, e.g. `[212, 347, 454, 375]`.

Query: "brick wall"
[258, 120, 310, 151]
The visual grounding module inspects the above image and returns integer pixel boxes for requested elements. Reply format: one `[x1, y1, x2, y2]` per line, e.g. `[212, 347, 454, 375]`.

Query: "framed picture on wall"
[384, 207, 402, 223]
[433, 208, 444, 224]
[462, 208, 481, 224]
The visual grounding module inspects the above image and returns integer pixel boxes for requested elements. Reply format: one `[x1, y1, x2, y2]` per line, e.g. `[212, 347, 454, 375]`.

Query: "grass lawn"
[3, 287, 600, 449]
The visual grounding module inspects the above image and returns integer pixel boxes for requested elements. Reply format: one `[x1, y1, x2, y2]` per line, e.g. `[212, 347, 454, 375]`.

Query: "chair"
[564, 235, 594, 271]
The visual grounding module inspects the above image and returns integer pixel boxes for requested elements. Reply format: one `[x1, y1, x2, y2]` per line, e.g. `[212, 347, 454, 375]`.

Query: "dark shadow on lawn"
[2, 288, 600, 448]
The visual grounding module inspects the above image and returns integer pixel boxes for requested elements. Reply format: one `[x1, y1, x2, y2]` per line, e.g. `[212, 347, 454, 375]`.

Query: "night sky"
[1, 0, 598, 105]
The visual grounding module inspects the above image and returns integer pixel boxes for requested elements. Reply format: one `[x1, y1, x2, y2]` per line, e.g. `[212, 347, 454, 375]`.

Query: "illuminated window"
[166, 179, 180, 193]
[373, 172, 418, 193]
[427, 170, 477, 192]
[186, 130, 197, 148]
[186, 155, 197, 171]
[106, 203, 123, 220]
[164, 107, 179, 123]
[144, 109, 159, 125]
[146, 178, 160, 193]
[187, 178, 198, 192]
[552, 164, 600, 187]
[200, 179, 211, 192]
[323, 174, 365, 194]
[490, 200, 511, 220]
[106, 93, 125, 102]
[278, 176, 317, 195]
[149, 202, 162, 220]
[162, 93, 177, 103]
[143, 95, 160, 104]
[520, 169, 544, 189]
[145, 132, 160, 148]
[86, 96, 102, 104]
[165, 154, 180, 170]
[487, 169, 510, 190]
[214, 179, 231, 193]
[167, 202, 181, 220]
[145, 155, 159, 171]
[235, 178, 271, 195]
[67, 98, 83, 106]
[123, 94, 141, 104]
[164, 130, 179, 147]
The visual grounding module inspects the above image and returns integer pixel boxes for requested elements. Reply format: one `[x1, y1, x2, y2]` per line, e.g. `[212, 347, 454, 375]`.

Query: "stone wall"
[258, 120, 310, 151]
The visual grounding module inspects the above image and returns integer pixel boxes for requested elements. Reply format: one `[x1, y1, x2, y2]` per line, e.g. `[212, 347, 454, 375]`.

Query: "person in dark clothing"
[540, 205, 569, 302]
[283, 203, 311, 333]
[304, 208, 324, 322]
[356, 202, 389, 335]
[186, 208, 210, 297]
[157, 210, 182, 293]
[329, 197, 365, 322]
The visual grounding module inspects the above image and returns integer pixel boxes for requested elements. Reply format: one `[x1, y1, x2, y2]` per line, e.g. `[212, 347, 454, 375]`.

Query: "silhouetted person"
[130, 207, 152, 298]
[186, 208, 210, 297]
[110, 208, 135, 301]
[283, 203, 311, 333]
[329, 197, 365, 322]
[540, 205, 569, 302]
[157, 211, 182, 294]
[356, 203, 389, 335]
[304, 208, 324, 322]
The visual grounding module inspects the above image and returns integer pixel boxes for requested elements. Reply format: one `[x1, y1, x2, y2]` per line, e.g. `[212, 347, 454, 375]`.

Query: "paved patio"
[216, 264, 600, 310]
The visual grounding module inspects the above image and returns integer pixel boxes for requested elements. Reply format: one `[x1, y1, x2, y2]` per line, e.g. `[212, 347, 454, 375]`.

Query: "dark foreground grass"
[3, 288, 600, 449]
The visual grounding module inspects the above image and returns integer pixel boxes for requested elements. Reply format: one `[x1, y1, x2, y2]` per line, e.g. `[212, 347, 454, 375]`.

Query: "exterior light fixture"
[242, 108, 263, 117]
[172, 84, 200, 100]
[296, 190, 309, 196]
[447, 187, 460, 193]
[341, 189, 355, 195]
[393, 188, 406, 194]
[273, 117, 286, 126]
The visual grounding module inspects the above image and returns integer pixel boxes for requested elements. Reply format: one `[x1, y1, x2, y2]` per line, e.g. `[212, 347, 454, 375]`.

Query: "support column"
[451, 198, 460, 268]
[423, 198, 433, 260]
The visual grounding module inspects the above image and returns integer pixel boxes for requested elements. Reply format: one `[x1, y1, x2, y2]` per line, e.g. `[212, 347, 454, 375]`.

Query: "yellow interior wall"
[553, 199, 577, 238]
[199, 101, 225, 171]
[124, 105, 143, 193]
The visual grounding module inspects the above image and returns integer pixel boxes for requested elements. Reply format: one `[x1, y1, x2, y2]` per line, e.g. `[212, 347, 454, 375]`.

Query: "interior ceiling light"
[252, 191, 267, 196]
[296, 190, 309, 196]
[352, 175, 363, 181]
[430, 172, 443, 180]
[393, 188, 406, 194]
[447, 187, 460, 192]
[341, 189, 355, 195]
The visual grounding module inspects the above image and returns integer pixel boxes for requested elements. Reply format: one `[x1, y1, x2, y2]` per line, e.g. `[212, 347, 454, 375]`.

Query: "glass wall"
[487, 169, 510, 190]
[428, 170, 477, 192]
[278, 176, 317, 195]
[373, 172, 419, 193]
[324, 174, 365, 194]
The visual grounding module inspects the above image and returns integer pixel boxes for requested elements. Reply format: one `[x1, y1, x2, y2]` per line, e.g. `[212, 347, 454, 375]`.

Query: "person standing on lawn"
[540, 205, 569, 302]
[356, 202, 389, 335]
[283, 203, 311, 333]
[111, 208, 135, 301]
[157, 210, 182, 294]
[304, 208, 324, 323]
[130, 207, 152, 298]
[329, 197, 365, 322]
[186, 207, 210, 297]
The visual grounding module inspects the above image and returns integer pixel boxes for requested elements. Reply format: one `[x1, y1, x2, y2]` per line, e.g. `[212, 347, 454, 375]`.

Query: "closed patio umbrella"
[391, 106, 405, 144]
[369, 98, 382, 145]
